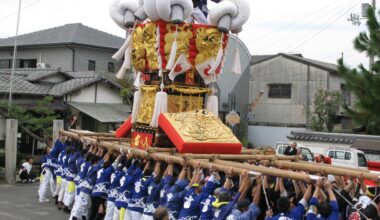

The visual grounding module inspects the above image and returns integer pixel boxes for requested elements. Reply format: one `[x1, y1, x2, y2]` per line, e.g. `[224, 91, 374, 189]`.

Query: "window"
[0, 59, 11, 69]
[333, 151, 351, 160]
[108, 62, 115, 73]
[278, 146, 284, 155]
[341, 84, 351, 106]
[357, 153, 367, 167]
[88, 60, 96, 71]
[19, 59, 37, 68]
[301, 148, 313, 161]
[268, 84, 291, 98]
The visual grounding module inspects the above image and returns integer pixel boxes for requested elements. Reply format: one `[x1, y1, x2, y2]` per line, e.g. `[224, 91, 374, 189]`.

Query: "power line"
[0, 0, 44, 23]
[246, 0, 346, 45]
[289, 0, 361, 52]
[253, 0, 351, 53]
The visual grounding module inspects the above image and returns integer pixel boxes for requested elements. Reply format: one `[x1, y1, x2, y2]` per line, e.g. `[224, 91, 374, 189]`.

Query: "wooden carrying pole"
[270, 160, 379, 181]
[59, 130, 380, 182]
[213, 159, 314, 183]
[178, 153, 300, 161]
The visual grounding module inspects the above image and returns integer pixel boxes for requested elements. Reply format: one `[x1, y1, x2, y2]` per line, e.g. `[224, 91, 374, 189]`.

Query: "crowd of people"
[37, 137, 380, 220]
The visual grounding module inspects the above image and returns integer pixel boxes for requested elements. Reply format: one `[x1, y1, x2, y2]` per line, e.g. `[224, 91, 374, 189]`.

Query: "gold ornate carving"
[144, 23, 158, 70]
[166, 84, 211, 95]
[195, 27, 223, 65]
[164, 24, 193, 61]
[136, 87, 157, 124]
[163, 111, 240, 143]
[168, 95, 204, 113]
[132, 26, 146, 71]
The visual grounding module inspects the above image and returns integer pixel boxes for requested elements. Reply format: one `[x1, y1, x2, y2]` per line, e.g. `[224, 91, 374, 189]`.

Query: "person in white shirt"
[19, 157, 36, 183]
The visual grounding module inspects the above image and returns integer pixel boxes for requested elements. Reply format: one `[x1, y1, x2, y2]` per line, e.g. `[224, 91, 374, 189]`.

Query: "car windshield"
[357, 153, 367, 167]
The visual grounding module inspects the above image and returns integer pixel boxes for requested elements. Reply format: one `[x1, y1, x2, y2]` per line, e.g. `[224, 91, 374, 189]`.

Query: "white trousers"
[141, 214, 154, 220]
[58, 179, 67, 202]
[123, 209, 132, 220]
[130, 211, 142, 220]
[70, 191, 91, 219]
[112, 207, 120, 220]
[63, 181, 75, 208]
[38, 169, 56, 201]
[104, 201, 115, 220]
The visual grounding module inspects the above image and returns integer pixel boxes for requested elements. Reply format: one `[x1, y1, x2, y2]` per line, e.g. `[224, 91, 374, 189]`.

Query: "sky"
[0, 0, 375, 68]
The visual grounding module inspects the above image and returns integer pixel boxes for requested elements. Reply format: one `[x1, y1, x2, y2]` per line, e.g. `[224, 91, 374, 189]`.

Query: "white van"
[275, 142, 368, 169]
[325, 147, 367, 169]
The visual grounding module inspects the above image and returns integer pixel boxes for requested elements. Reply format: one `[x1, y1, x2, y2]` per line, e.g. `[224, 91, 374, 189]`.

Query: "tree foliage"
[0, 96, 58, 143]
[337, 6, 380, 134]
[310, 88, 341, 132]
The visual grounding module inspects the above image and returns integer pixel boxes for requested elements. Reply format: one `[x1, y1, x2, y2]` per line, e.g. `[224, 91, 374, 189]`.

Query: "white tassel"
[112, 33, 132, 61]
[209, 46, 223, 75]
[166, 41, 177, 70]
[206, 95, 219, 118]
[124, 45, 132, 70]
[131, 90, 141, 123]
[232, 47, 241, 74]
[116, 66, 127, 79]
[133, 72, 141, 88]
[150, 84, 168, 127]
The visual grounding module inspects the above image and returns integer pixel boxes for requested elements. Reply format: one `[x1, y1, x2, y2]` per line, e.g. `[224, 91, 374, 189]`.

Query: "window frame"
[88, 60, 96, 71]
[268, 83, 292, 99]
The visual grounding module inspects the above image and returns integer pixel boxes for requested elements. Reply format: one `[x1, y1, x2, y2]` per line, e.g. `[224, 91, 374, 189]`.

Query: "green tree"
[310, 88, 341, 132]
[0, 96, 58, 143]
[337, 6, 380, 134]
[117, 78, 133, 105]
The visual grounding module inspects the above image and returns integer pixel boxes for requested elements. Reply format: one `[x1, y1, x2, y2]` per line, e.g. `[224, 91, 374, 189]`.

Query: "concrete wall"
[73, 46, 122, 73]
[96, 83, 123, 104]
[65, 82, 122, 104]
[0, 46, 73, 71]
[248, 125, 306, 148]
[250, 56, 330, 126]
[0, 116, 5, 141]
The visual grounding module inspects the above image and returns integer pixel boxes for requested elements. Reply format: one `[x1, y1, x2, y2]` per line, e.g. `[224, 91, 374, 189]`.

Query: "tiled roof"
[67, 102, 130, 123]
[288, 130, 380, 152]
[48, 78, 101, 96]
[0, 23, 124, 50]
[0, 68, 122, 97]
[251, 53, 337, 72]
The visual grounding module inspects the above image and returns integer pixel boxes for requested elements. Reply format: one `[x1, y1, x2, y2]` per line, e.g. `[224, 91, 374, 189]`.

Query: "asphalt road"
[0, 183, 67, 220]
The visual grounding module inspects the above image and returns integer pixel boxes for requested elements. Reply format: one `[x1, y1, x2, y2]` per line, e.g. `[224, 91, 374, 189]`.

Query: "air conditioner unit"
[37, 63, 47, 68]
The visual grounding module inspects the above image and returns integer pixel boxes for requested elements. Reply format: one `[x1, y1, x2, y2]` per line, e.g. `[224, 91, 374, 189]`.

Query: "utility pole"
[8, 0, 22, 112]
[369, 0, 376, 72]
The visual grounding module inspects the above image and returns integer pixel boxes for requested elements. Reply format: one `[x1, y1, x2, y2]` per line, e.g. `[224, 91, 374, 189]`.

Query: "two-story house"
[0, 23, 123, 72]
[248, 53, 354, 147]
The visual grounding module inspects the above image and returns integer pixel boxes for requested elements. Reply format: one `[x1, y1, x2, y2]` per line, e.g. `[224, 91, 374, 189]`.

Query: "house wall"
[248, 125, 306, 148]
[73, 46, 122, 73]
[96, 83, 123, 104]
[249, 56, 330, 126]
[66, 82, 123, 104]
[0, 116, 5, 141]
[0, 46, 73, 71]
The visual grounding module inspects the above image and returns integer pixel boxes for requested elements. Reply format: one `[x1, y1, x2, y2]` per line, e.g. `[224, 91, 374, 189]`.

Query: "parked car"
[275, 142, 368, 170]
[325, 147, 367, 169]
[275, 142, 314, 161]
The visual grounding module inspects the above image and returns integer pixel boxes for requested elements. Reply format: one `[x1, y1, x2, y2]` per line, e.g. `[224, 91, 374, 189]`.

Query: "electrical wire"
[289, 0, 361, 51]
[253, 0, 352, 53]
[0, 0, 45, 23]
[246, 0, 346, 45]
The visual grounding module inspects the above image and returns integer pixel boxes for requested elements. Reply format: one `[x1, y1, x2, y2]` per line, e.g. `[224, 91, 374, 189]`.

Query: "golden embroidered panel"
[136, 89, 157, 124]
[168, 95, 204, 113]
[162, 111, 240, 143]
